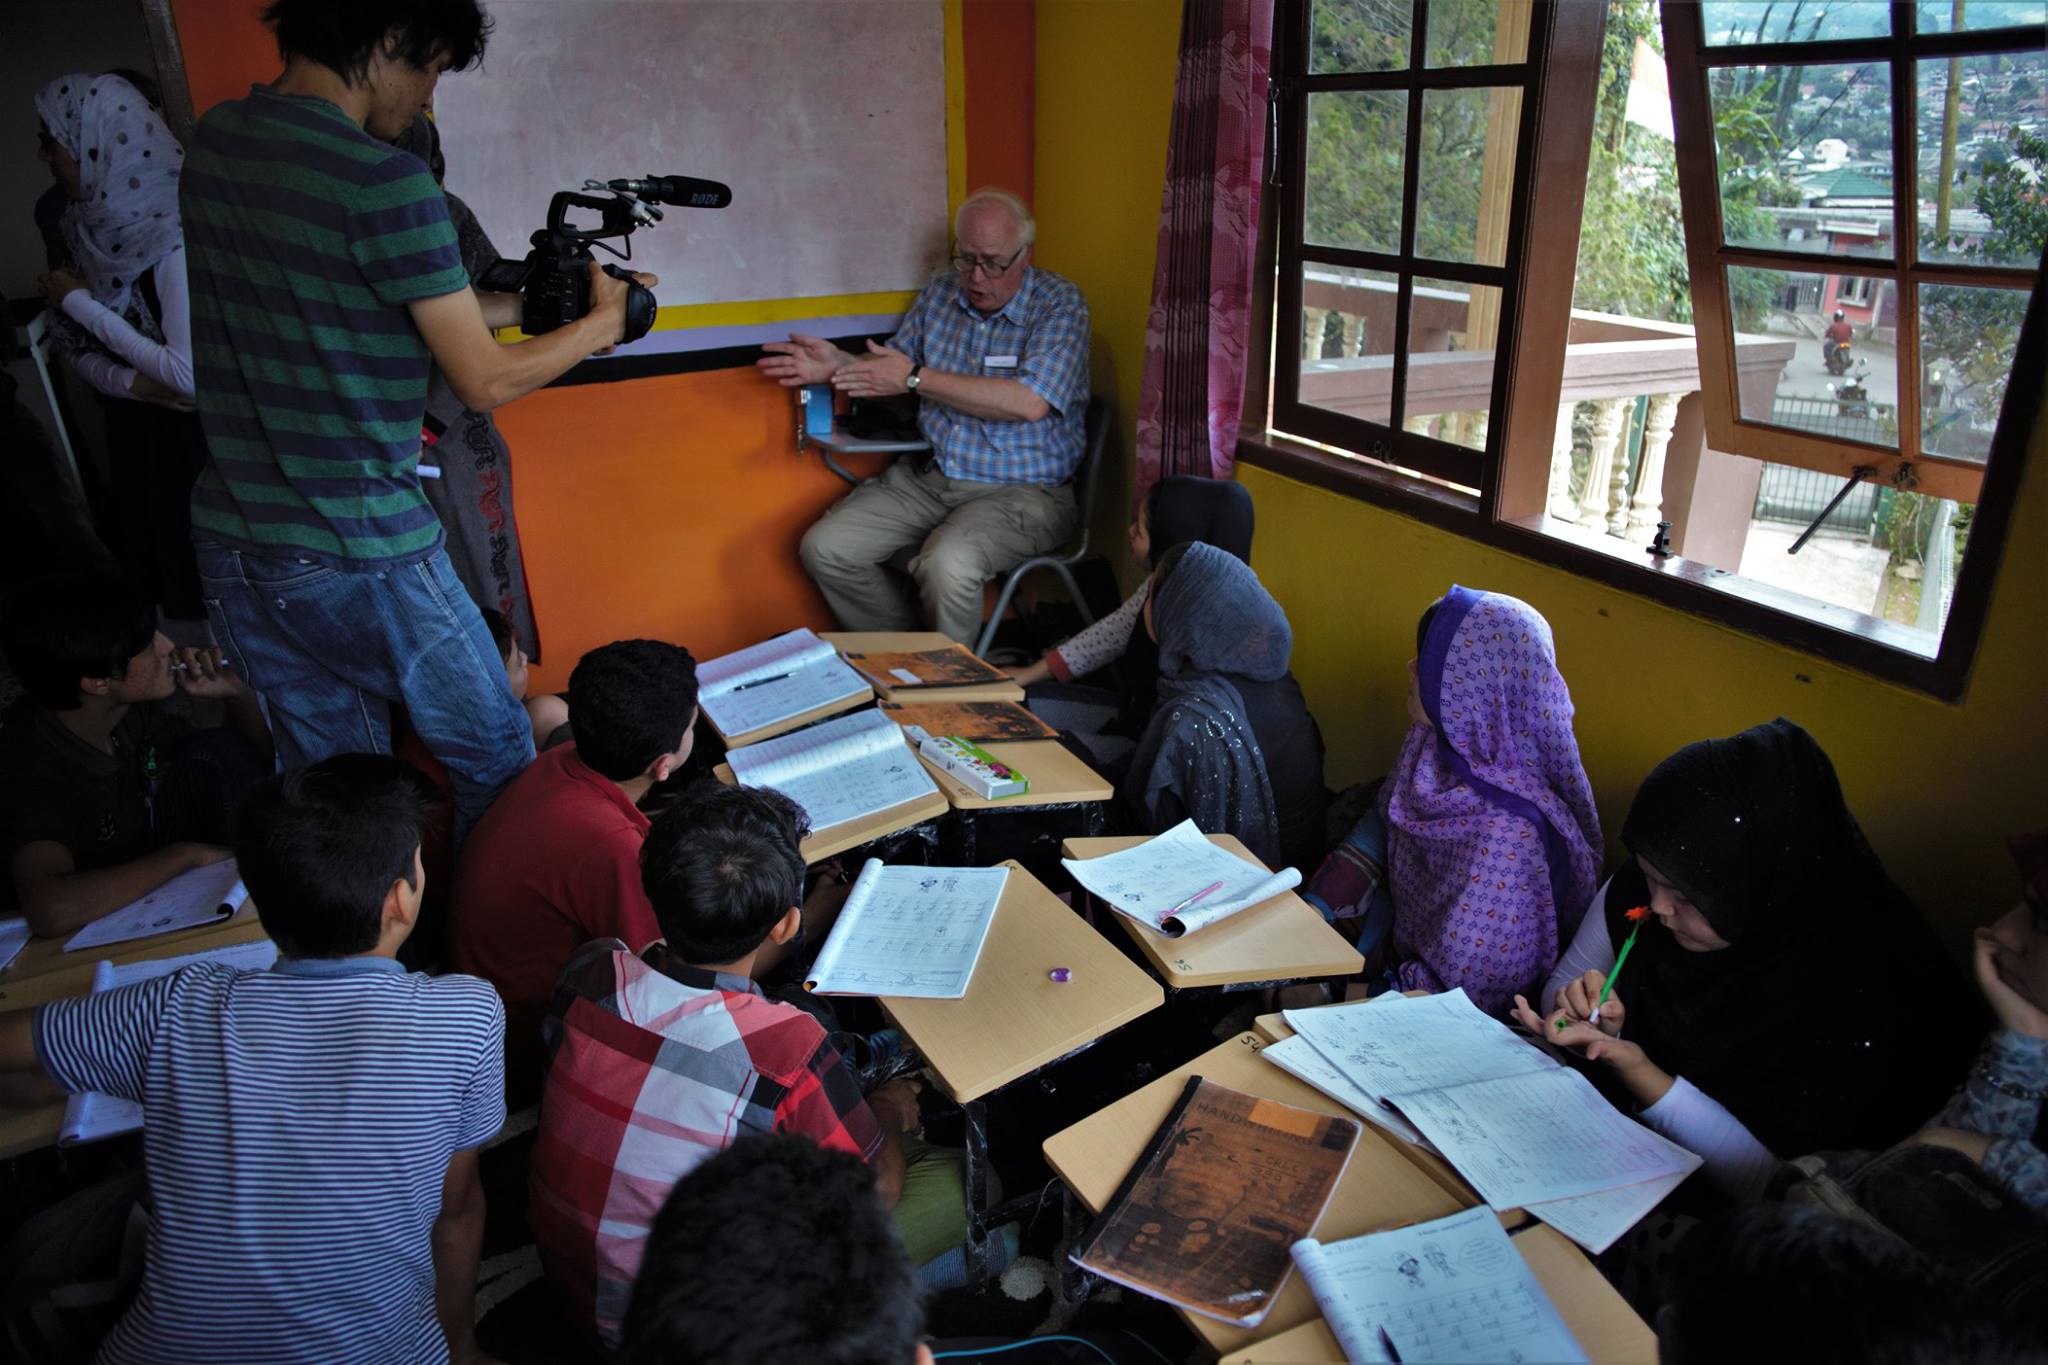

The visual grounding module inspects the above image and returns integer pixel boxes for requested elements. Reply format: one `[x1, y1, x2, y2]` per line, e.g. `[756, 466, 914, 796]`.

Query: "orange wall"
[166, 0, 1034, 691]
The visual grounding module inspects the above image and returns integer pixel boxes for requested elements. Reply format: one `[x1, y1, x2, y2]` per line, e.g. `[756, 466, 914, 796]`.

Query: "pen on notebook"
[732, 673, 791, 691]
[1159, 880, 1225, 925]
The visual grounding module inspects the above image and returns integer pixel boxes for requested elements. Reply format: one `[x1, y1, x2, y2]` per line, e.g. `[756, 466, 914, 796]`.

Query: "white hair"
[954, 187, 1036, 250]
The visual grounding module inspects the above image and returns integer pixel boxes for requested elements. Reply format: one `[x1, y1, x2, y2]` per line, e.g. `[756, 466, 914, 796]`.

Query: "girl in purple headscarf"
[1380, 586, 1603, 1014]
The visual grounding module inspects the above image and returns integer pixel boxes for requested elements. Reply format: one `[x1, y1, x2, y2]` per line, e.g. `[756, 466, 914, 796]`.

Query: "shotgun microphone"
[607, 175, 733, 209]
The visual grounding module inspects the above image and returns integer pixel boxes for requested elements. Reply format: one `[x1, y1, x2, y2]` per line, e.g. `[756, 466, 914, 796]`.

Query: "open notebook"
[1062, 819, 1302, 937]
[60, 938, 280, 1145]
[1292, 1208, 1589, 1364]
[696, 628, 871, 742]
[66, 859, 249, 952]
[803, 860, 1008, 998]
[1279, 990, 1701, 1238]
[726, 706, 941, 834]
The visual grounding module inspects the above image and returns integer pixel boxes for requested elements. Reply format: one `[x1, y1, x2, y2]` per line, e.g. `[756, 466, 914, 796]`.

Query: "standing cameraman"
[181, 0, 651, 838]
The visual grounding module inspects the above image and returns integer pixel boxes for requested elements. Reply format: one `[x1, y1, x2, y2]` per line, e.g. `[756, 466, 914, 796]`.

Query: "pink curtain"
[1133, 0, 1274, 494]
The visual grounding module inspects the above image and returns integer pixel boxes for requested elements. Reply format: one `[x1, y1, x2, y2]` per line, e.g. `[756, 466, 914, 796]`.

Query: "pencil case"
[915, 733, 1029, 799]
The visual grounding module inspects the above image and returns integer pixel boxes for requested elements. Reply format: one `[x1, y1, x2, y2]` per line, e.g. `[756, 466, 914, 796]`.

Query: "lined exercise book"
[725, 706, 941, 833]
[1278, 990, 1701, 1245]
[1061, 819, 1302, 938]
[696, 628, 871, 741]
[842, 644, 1008, 691]
[803, 860, 1008, 999]
[1291, 1207, 1589, 1364]
[65, 860, 249, 952]
[59, 938, 281, 1145]
[1073, 1076, 1358, 1327]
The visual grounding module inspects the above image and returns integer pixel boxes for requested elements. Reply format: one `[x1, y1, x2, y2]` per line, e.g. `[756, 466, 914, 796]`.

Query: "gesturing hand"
[831, 339, 914, 399]
[1975, 917, 2048, 1041]
[757, 333, 844, 387]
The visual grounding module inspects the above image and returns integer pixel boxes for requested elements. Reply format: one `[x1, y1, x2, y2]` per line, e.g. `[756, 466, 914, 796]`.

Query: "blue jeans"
[195, 543, 534, 840]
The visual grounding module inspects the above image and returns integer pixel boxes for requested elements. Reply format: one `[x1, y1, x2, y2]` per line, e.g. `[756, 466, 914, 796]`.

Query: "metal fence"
[1754, 458, 1881, 535]
[1768, 394, 1897, 447]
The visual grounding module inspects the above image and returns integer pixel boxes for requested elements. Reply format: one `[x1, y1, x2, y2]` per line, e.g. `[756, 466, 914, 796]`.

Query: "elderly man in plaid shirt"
[761, 187, 1091, 644]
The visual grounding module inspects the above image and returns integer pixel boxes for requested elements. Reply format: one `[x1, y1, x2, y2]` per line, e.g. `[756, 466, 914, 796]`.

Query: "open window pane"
[1700, 2, 1890, 44]
[1730, 264, 1899, 447]
[1298, 263, 1398, 425]
[1425, 0, 1530, 67]
[1916, 1, 2046, 33]
[1404, 277, 1502, 446]
[1306, 91, 1408, 254]
[1416, 86, 1522, 265]
[1309, 0, 1412, 73]
[1916, 50, 2048, 267]
[1920, 282, 2031, 463]
[1710, 63, 1894, 259]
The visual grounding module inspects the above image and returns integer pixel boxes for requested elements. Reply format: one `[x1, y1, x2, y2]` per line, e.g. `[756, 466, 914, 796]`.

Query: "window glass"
[1916, 1, 2046, 33]
[1915, 50, 2048, 267]
[1310, 0, 1412, 73]
[1416, 87, 1523, 265]
[1426, 0, 1530, 67]
[1920, 282, 2031, 463]
[1298, 263, 1399, 426]
[1405, 277, 1503, 444]
[1306, 91, 1409, 254]
[1700, 2, 1890, 44]
[1709, 63, 1894, 260]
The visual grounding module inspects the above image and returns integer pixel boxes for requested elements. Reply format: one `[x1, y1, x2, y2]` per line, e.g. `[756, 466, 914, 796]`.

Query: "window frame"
[1240, 0, 2044, 702]
[1660, 1, 2047, 503]
[1270, 0, 1554, 495]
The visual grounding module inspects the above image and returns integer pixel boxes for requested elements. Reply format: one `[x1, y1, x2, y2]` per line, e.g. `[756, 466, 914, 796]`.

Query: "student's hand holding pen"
[1511, 994, 1674, 1108]
[1554, 968, 1626, 1037]
[171, 645, 243, 700]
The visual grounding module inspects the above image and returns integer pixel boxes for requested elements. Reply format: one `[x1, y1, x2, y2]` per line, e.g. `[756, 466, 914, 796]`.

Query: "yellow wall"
[1035, 0, 1185, 553]
[1034, 0, 2048, 952]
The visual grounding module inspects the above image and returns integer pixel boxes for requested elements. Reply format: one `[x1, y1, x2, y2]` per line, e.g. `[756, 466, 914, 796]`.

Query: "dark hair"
[617, 1135, 924, 1365]
[236, 754, 431, 958]
[565, 640, 699, 781]
[1662, 1205, 2027, 1365]
[477, 606, 514, 663]
[641, 783, 809, 964]
[1, 573, 157, 711]
[263, 0, 491, 83]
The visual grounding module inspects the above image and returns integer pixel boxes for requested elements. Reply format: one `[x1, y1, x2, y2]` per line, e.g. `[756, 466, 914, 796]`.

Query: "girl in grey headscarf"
[1124, 541, 1327, 869]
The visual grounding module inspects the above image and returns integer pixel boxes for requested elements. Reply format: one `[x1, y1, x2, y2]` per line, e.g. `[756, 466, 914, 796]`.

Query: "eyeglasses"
[951, 244, 1026, 278]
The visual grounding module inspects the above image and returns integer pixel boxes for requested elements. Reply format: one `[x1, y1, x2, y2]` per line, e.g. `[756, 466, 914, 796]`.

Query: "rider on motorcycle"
[1823, 309, 1854, 372]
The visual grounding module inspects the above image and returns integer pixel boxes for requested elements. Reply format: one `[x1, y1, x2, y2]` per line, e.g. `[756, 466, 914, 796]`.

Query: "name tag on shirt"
[984, 354, 1020, 370]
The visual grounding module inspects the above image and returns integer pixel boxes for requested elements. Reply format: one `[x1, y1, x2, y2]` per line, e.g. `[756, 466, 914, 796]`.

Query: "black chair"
[973, 395, 1110, 657]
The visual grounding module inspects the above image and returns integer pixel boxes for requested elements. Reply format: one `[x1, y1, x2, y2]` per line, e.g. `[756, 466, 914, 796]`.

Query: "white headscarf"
[35, 72, 186, 318]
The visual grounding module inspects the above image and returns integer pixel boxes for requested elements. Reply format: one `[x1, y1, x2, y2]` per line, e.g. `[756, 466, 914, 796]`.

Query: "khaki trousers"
[800, 459, 1077, 644]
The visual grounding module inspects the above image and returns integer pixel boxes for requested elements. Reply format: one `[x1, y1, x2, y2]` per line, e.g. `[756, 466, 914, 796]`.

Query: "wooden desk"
[823, 632, 1026, 704]
[1060, 834, 1363, 989]
[1044, 1031, 1467, 1356]
[881, 862, 1161, 1104]
[0, 912, 275, 1161]
[713, 762, 950, 865]
[1253, 1005, 1482, 1208]
[1218, 1223, 1659, 1364]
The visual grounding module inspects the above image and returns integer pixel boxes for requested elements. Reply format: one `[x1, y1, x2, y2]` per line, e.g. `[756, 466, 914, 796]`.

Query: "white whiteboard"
[434, 0, 950, 308]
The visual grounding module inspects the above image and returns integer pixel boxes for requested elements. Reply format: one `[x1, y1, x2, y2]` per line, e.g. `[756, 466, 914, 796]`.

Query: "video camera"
[477, 175, 732, 343]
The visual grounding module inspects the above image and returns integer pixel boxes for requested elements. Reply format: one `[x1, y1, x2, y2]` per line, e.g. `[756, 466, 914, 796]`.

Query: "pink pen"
[1159, 880, 1225, 925]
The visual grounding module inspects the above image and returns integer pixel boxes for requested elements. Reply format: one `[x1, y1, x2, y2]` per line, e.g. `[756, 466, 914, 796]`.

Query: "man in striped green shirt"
[182, 0, 652, 839]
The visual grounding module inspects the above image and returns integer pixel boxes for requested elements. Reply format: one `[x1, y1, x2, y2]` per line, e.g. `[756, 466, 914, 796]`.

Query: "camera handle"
[603, 263, 657, 343]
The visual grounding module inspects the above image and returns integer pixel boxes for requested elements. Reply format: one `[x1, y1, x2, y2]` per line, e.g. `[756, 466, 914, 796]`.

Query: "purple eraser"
[1048, 967, 1072, 984]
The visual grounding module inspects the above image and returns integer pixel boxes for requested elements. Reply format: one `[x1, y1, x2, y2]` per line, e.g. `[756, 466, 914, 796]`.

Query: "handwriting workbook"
[878, 699, 1056, 742]
[1291, 1207, 1588, 1364]
[843, 644, 1009, 690]
[66, 860, 249, 952]
[1281, 991, 1700, 1236]
[695, 628, 871, 741]
[804, 860, 1008, 999]
[1074, 1077, 1359, 1327]
[725, 706, 941, 833]
[1062, 819, 1302, 937]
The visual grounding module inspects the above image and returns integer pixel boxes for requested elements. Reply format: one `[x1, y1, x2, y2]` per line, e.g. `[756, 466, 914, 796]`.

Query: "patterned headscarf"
[1381, 586, 1604, 1014]
[1125, 542, 1295, 864]
[35, 73, 185, 318]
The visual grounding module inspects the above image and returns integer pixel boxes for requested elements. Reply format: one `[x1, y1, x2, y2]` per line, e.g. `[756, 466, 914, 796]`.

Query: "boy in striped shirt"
[0, 755, 506, 1364]
[179, 1, 651, 838]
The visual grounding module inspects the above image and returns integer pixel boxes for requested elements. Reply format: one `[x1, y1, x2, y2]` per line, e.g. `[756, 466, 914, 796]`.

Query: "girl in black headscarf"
[1516, 718, 1980, 1197]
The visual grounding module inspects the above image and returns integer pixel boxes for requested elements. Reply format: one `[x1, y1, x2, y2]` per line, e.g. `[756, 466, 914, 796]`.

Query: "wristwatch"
[905, 363, 924, 392]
